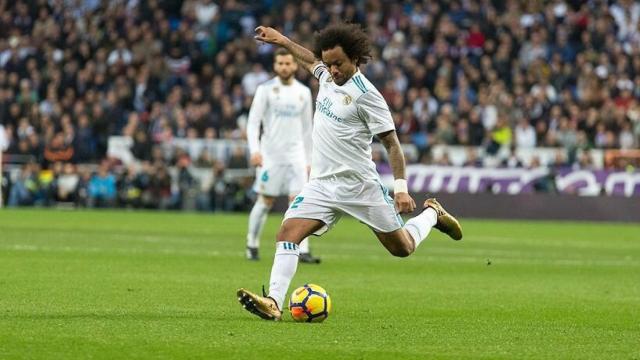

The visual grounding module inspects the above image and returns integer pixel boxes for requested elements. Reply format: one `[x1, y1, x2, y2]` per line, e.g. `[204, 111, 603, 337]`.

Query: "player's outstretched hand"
[254, 26, 286, 45]
[250, 152, 263, 167]
[394, 192, 416, 214]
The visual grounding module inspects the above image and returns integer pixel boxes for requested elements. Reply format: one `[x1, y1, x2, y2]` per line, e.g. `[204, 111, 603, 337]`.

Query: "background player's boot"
[246, 247, 259, 261]
[424, 198, 463, 240]
[237, 288, 282, 320]
[299, 252, 321, 264]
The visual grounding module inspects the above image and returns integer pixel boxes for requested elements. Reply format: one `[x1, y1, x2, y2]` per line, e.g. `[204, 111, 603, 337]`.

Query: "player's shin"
[268, 241, 300, 310]
[247, 197, 271, 248]
[403, 208, 437, 248]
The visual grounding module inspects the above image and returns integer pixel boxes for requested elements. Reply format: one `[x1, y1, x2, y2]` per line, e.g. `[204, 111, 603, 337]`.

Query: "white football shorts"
[253, 164, 308, 197]
[283, 173, 404, 235]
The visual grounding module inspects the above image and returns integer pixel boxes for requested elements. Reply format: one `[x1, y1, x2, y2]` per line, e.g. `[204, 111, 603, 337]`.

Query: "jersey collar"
[340, 70, 361, 87]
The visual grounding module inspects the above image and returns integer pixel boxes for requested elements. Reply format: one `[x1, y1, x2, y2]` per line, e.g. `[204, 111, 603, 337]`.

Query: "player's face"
[274, 54, 297, 81]
[322, 46, 357, 86]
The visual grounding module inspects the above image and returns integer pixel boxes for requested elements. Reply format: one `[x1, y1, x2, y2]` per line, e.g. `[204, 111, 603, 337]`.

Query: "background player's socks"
[299, 238, 310, 254]
[299, 238, 321, 263]
[247, 198, 270, 249]
[404, 208, 437, 248]
[268, 241, 300, 310]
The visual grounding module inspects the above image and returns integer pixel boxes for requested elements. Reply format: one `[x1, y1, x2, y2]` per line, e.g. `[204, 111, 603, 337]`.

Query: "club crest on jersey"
[273, 87, 279, 94]
[326, 76, 333, 83]
[343, 95, 352, 105]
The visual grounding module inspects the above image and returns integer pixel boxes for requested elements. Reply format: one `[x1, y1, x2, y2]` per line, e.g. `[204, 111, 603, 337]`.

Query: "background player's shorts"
[253, 164, 307, 197]
[283, 173, 404, 235]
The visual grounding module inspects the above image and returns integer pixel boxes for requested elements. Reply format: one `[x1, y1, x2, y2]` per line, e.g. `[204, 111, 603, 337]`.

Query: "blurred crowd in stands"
[1, 0, 640, 208]
[4, 160, 254, 210]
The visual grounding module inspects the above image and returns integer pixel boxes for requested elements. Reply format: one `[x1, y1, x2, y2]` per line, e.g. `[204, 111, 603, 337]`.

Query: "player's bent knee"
[275, 226, 289, 242]
[276, 218, 323, 243]
[389, 242, 415, 258]
[275, 230, 290, 243]
[377, 230, 415, 258]
[275, 222, 302, 243]
[390, 247, 412, 258]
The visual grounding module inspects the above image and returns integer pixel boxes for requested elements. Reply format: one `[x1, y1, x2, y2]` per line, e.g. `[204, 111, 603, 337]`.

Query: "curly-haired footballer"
[237, 23, 463, 321]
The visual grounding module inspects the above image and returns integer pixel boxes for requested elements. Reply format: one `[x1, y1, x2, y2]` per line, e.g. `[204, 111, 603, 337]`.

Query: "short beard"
[278, 73, 293, 82]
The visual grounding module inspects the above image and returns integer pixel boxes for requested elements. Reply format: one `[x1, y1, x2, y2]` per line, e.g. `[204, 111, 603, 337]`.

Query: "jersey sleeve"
[312, 63, 330, 82]
[246, 85, 267, 154]
[355, 90, 395, 135]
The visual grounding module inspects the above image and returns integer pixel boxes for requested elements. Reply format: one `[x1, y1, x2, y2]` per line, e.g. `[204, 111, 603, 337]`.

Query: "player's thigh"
[282, 180, 343, 241]
[286, 164, 307, 198]
[373, 228, 415, 257]
[276, 218, 326, 243]
[335, 178, 403, 234]
[333, 179, 411, 256]
[255, 165, 288, 197]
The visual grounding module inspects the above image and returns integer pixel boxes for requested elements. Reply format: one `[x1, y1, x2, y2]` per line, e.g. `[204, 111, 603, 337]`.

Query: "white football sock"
[268, 241, 300, 310]
[404, 208, 437, 248]
[299, 237, 310, 254]
[246, 198, 270, 248]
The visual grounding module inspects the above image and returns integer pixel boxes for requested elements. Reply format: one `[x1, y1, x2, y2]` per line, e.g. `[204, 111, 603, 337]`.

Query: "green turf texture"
[0, 209, 638, 359]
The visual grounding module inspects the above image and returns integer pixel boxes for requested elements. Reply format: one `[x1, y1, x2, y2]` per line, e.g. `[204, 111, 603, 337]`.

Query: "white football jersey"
[310, 64, 395, 181]
[246, 77, 313, 167]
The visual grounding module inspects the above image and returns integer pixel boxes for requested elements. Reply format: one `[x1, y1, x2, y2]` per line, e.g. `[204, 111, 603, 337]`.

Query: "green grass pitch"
[0, 209, 638, 359]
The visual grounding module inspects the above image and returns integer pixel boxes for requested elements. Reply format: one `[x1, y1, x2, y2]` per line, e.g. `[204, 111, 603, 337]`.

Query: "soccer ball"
[289, 284, 332, 322]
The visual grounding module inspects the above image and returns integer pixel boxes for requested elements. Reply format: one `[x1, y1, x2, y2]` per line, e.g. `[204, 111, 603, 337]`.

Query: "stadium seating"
[1, 1, 639, 208]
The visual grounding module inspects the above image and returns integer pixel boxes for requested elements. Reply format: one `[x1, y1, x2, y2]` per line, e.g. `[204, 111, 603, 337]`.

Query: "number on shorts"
[290, 196, 304, 209]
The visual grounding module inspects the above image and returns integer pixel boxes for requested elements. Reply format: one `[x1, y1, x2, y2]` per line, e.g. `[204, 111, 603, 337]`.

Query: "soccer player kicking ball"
[238, 23, 462, 320]
[245, 48, 321, 264]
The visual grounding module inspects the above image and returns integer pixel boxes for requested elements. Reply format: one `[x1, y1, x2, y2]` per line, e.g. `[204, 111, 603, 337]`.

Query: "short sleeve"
[355, 91, 395, 135]
[312, 63, 330, 82]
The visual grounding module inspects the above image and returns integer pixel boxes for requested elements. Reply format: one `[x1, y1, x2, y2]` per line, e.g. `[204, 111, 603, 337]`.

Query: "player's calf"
[374, 229, 416, 257]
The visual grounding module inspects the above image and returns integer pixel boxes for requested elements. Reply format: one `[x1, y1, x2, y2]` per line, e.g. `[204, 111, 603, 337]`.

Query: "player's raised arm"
[378, 130, 416, 214]
[254, 26, 320, 74]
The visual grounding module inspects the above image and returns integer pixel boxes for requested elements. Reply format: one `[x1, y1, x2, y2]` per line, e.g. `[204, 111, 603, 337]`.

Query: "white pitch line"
[1, 244, 638, 268]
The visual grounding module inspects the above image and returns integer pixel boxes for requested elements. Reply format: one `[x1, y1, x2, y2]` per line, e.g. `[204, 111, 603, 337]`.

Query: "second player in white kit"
[245, 49, 320, 263]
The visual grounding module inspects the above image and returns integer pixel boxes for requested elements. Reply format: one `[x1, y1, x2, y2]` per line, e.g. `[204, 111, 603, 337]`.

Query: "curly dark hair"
[313, 23, 372, 66]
